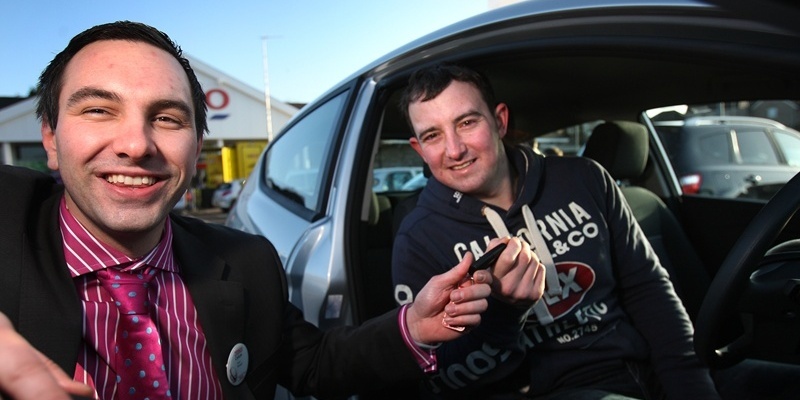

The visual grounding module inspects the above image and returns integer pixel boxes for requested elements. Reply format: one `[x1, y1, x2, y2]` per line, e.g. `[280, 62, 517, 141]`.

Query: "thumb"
[38, 351, 94, 397]
[439, 252, 473, 288]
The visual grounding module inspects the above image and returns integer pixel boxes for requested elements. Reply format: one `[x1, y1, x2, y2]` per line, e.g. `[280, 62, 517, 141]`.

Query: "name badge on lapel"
[226, 343, 249, 386]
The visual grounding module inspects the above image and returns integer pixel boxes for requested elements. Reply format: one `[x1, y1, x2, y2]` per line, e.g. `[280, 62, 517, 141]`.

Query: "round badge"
[226, 343, 249, 386]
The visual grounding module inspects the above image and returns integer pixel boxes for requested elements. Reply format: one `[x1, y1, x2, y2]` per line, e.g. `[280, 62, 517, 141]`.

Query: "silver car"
[227, 0, 800, 398]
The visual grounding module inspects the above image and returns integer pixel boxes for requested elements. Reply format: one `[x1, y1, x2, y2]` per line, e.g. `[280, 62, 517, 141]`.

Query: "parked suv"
[225, 1, 800, 398]
[654, 116, 800, 200]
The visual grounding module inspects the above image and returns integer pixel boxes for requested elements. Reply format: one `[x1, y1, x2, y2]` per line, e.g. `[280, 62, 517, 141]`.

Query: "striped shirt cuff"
[398, 304, 438, 374]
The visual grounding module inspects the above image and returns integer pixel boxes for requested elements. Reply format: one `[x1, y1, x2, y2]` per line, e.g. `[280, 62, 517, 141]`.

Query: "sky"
[0, 0, 496, 105]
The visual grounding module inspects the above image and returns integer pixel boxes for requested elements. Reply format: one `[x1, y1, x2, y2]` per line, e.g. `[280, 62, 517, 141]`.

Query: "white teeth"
[105, 174, 156, 186]
[452, 160, 473, 170]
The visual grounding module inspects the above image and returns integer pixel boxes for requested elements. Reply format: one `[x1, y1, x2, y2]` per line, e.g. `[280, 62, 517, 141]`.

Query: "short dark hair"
[35, 21, 208, 138]
[398, 63, 497, 132]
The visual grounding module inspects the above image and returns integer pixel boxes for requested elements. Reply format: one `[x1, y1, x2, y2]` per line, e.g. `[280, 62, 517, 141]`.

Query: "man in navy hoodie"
[391, 63, 720, 399]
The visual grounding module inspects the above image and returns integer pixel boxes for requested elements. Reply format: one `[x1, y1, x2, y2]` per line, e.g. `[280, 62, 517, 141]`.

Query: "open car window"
[544, 100, 800, 201]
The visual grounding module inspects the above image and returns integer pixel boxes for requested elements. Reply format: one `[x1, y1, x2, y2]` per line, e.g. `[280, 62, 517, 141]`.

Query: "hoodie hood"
[416, 144, 547, 223]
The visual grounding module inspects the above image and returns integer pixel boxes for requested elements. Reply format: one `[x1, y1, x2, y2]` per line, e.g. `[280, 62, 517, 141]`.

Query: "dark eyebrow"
[147, 99, 193, 119]
[416, 110, 483, 138]
[66, 87, 121, 107]
[455, 110, 483, 123]
[66, 87, 193, 120]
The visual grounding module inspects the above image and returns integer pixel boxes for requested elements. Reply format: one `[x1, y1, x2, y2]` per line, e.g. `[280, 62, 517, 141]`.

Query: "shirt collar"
[59, 196, 179, 278]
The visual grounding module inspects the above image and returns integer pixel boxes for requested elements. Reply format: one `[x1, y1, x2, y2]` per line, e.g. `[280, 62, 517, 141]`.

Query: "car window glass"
[735, 128, 778, 165]
[697, 130, 731, 165]
[773, 129, 800, 167]
[549, 100, 800, 201]
[372, 140, 425, 193]
[644, 101, 800, 200]
[263, 91, 348, 211]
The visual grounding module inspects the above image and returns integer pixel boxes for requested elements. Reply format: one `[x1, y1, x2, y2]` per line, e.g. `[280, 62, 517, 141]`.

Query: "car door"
[229, 88, 353, 328]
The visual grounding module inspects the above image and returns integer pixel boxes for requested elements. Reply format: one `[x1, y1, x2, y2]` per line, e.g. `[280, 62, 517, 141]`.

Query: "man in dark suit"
[0, 21, 498, 400]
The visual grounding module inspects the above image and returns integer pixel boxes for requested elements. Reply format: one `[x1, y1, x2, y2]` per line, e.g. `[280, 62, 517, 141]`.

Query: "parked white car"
[211, 179, 244, 212]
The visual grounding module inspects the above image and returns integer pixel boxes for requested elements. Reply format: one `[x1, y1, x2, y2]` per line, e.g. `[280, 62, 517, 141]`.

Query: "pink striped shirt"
[59, 198, 223, 399]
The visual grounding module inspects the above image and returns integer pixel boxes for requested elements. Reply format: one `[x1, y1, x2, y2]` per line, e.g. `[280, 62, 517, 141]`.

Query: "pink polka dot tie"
[98, 267, 170, 399]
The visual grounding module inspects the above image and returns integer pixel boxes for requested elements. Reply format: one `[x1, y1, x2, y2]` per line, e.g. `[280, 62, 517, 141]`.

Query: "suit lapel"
[170, 220, 253, 398]
[17, 191, 83, 373]
[2, 169, 257, 398]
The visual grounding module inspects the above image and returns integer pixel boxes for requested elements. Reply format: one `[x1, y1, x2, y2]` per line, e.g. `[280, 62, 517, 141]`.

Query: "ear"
[409, 136, 427, 164]
[192, 135, 204, 177]
[195, 135, 204, 160]
[494, 102, 510, 139]
[41, 121, 59, 171]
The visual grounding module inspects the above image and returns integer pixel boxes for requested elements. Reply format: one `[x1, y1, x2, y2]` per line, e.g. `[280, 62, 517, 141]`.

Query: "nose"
[444, 129, 466, 159]
[112, 119, 157, 161]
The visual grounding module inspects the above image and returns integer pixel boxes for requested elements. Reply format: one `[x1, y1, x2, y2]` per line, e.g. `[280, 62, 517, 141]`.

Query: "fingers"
[490, 237, 529, 278]
[38, 352, 93, 397]
[441, 311, 482, 331]
[511, 256, 546, 301]
[531, 261, 547, 299]
[489, 237, 546, 305]
[444, 289, 489, 317]
[405, 252, 494, 343]
[442, 251, 474, 290]
[0, 313, 72, 400]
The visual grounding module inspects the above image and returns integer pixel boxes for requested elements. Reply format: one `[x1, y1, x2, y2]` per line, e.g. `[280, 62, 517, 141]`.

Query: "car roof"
[289, 0, 800, 143]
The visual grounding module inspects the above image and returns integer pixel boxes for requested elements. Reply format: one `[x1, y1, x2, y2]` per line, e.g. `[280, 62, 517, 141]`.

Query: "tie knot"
[97, 267, 158, 315]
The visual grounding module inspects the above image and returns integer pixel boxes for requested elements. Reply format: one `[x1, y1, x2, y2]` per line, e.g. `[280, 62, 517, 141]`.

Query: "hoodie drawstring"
[482, 205, 558, 325]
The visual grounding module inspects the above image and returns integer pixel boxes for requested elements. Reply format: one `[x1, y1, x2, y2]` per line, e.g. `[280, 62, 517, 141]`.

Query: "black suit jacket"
[0, 165, 423, 399]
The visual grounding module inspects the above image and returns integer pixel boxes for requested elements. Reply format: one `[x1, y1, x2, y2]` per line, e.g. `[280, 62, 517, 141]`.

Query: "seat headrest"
[583, 121, 649, 180]
[368, 191, 380, 225]
[367, 191, 392, 226]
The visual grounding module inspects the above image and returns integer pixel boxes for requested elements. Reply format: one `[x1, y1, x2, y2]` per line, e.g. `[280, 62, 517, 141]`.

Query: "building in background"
[0, 54, 299, 207]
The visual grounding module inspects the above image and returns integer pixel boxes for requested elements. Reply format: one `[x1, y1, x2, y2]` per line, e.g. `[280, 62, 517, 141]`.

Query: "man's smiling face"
[409, 80, 510, 204]
[41, 39, 202, 255]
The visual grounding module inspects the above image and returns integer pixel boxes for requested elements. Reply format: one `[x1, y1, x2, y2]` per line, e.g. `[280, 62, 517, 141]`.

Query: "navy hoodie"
[392, 145, 718, 399]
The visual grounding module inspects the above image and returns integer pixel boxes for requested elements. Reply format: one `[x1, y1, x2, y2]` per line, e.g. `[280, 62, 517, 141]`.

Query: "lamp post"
[261, 35, 280, 142]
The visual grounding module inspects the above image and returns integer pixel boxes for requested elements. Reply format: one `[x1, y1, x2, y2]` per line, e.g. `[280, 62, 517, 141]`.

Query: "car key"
[443, 242, 509, 333]
[468, 243, 508, 275]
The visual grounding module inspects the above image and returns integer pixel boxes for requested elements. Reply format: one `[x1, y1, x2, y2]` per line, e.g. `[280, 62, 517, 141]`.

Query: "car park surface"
[226, 0, 800, 398]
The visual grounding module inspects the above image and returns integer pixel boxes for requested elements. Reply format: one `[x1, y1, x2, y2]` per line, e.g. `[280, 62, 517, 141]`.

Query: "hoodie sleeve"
[392, 226, 529, 395]
[591, 162, 719, 399]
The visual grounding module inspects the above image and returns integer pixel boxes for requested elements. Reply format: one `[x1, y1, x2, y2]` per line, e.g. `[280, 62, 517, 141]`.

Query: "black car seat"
[359, 190, 396, 319]
[392, 163, 431, 238]
[582, 120, 711, 322]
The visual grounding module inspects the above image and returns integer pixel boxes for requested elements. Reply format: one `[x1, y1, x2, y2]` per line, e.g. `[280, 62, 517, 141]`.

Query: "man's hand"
[0, 312, 93, 400]
[487, 237, 546, 306]
[405, 253, 492, 344]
